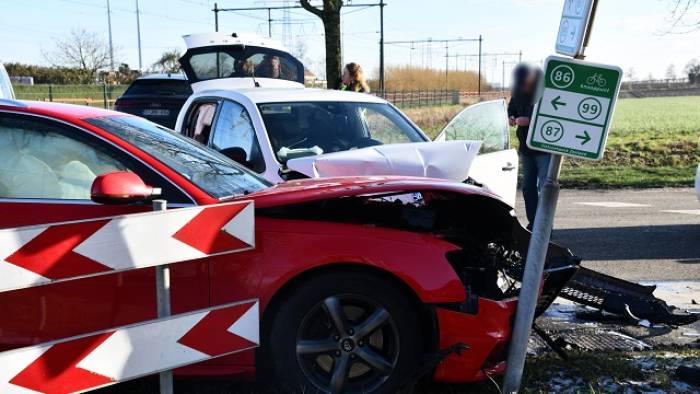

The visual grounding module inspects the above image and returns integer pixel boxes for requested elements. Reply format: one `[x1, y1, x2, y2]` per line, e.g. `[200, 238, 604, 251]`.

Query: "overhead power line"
[385, 36, 484, 94]
[212, 1, 389, 92]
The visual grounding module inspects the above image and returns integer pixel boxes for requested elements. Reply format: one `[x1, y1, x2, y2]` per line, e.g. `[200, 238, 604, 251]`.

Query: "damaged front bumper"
[432, 299, 516, 382]
[431, 232, 580, 383]
[432, 218, 698, 382]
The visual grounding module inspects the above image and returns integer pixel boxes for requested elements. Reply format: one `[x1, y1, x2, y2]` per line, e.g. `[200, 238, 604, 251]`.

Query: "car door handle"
[502, 163, 516, 171]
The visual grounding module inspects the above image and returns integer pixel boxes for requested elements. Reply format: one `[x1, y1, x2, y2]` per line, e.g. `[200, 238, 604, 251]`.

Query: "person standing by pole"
[508, 64, 548, 231]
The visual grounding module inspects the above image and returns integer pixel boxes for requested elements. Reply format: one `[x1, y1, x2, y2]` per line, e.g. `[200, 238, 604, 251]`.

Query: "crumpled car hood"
[285, 140, 483, 182]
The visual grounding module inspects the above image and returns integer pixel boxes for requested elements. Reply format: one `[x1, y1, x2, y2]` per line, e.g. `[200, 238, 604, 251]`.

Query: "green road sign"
[527, 56, 622, 160]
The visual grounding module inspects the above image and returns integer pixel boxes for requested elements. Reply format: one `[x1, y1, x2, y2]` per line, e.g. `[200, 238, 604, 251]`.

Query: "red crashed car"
[0, 100, 577, 393]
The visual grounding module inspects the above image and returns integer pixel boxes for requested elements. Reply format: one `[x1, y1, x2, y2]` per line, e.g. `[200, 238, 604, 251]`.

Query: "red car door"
[0, 111, 210, 349]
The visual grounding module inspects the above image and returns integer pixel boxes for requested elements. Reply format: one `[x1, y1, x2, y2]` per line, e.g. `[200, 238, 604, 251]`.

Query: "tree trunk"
[323, 12, 342, 89]
[299, 0, 343, 89]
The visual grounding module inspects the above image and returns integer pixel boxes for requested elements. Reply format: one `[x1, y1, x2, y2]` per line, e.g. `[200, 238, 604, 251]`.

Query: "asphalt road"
[515, 187, 700, 281]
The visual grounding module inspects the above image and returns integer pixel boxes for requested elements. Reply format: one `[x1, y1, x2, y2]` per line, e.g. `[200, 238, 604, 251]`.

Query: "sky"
[1, 0, 699, 85]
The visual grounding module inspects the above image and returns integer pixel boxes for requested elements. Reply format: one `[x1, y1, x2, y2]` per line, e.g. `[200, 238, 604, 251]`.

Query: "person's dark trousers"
[521, 152, 552, 230]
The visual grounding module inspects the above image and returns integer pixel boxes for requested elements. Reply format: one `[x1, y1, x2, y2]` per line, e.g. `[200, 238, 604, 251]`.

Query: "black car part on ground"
[509, 213, 698, 326]
[560, 267, 700, 325]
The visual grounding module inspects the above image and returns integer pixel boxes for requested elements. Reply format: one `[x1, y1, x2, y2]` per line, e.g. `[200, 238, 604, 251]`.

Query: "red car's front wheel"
[268, 270, 424, 393]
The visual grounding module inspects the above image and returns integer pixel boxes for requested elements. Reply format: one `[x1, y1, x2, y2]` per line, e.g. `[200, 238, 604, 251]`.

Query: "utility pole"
[268, 8, 273, 37]
[444, 40, 449, 89]
[477, 34, 482, 96]
[502, 60, 505, 91]
[135, 0, 142, 71]
[214, 3, 219, 32]
[446, 51, 521, 92]
[379, 0, 385, 93]
[106, 0, 115, 71]
[386, 36, 481, 91]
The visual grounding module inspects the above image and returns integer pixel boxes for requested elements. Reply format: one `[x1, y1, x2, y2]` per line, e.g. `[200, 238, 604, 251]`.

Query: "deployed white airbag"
[286, 140, 482, 182]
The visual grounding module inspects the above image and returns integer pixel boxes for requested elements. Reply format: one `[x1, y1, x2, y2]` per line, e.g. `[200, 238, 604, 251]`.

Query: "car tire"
[267, 270, 424, 394]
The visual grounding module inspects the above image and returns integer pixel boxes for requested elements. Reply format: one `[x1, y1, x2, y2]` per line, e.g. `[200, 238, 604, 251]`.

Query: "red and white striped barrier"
[0, 299, 259, 394]
[0, 201, 254, 293]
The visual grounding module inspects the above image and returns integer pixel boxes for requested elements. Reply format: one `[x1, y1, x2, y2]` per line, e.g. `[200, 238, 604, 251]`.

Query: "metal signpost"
[153, 199, 174, 394]
[528, 56, 622, 160]
[503, 0, 622, 392]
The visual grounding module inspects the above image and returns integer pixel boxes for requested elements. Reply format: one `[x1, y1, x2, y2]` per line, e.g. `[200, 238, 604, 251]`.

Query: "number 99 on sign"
[577, 97, 602, 120]
[540, 120, 565, 143]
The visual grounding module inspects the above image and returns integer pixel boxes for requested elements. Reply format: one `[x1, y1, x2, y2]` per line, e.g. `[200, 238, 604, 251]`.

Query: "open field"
[408, 96, 700, 188]
[13, 84, 127, 108]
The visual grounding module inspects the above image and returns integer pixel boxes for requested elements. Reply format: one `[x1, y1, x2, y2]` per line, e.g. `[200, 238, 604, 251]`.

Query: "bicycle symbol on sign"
[586, 73, 607, 87]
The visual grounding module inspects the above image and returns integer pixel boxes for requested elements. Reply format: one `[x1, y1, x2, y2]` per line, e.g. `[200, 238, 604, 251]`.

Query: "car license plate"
[143, 109, 170, 116]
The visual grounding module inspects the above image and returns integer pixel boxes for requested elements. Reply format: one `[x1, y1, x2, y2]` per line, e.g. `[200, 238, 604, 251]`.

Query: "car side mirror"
[90, 171, 161, 205]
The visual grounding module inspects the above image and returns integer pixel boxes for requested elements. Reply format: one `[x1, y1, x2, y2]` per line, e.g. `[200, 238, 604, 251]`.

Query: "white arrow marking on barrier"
[0, 227, 51, 289]
[222, 202, 255, 247]
[76, 312, 207, 379]
[1, 300, 259, 394]
[0, 201, 254, 293]
[228, 298, 260, 344]
[73, 208, 206, 270]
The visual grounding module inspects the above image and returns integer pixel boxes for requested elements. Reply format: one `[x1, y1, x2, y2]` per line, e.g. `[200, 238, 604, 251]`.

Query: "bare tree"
[153, 50, 182, 73]
[665, 0, 700, 32]
[686, 59, 700, 83]
[299, 0, 343, 89]
[44, 29, 112, 83]
[666, 64, 677, 79]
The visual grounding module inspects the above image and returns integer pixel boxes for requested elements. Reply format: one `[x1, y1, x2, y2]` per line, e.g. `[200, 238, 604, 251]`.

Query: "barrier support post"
[153, 199, 174, 394]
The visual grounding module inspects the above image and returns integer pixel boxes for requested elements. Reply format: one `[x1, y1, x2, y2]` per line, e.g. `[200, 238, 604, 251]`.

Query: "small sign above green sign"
[527, 56, 622, 160]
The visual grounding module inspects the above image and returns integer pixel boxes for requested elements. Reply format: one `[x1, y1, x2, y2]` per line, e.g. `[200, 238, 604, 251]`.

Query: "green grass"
[560, 165, 697, 187]
[13, 83, 128, 108]
[410, 96, 700, 188]
[558, 96, 700, 188]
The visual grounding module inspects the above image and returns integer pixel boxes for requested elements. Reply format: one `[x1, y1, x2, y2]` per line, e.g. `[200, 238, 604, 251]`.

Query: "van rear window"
[124, 79, 192, 96]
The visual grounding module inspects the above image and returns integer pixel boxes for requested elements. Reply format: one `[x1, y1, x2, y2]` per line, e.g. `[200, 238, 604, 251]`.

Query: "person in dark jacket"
[508, 63, 548, 231]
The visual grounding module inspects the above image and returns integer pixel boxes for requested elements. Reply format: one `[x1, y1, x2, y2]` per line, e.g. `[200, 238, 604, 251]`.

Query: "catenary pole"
[477, 34, 482, 96]
[268, 8, 272, 37]
[214, 3, 219, 32]
[379, 0, 385, 93]
[135, 0, 142, 71]
[106, 0, 115, 71]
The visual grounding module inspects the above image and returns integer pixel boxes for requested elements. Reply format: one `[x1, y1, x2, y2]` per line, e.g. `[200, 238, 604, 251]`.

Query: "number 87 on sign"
[527, 56, 622, 160]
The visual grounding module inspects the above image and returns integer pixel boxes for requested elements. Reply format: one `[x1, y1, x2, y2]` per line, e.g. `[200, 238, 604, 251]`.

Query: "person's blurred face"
[522, 70, 538, 93]
[341, 67, 351, 85]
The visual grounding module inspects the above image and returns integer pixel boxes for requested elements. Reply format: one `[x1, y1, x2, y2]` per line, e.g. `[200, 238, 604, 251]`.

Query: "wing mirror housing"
[90, 171, 161, 205]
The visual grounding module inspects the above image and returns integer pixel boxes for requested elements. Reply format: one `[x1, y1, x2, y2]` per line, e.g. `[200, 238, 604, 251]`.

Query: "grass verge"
[407, 96, 700, 188]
